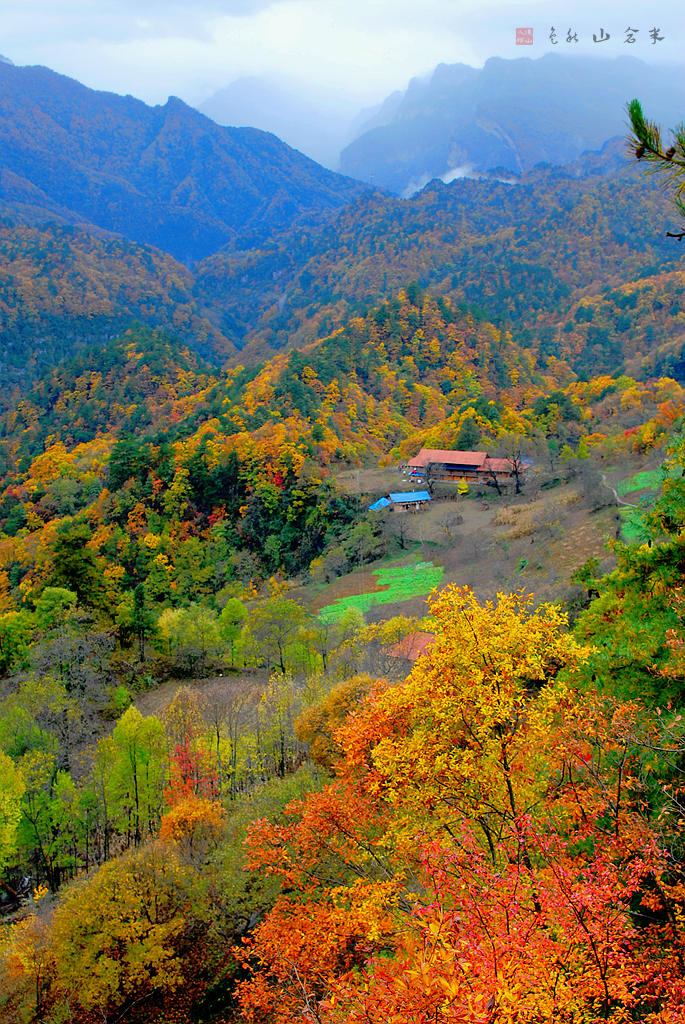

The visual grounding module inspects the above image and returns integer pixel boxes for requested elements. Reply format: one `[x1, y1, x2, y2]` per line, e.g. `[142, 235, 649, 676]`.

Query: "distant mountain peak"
[0, 61, 369, 264]
[341, 52, 685, 194]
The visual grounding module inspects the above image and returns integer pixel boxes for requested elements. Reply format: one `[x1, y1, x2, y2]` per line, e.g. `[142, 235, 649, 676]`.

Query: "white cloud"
[403, 163, 519, 198]
[2, 0, 684, 108]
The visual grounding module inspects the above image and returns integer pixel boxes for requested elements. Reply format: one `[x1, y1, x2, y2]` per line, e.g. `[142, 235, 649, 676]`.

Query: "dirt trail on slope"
[600, 474, 637, 508]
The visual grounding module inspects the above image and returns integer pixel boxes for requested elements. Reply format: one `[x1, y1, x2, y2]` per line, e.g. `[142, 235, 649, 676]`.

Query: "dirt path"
[600, 474, 638, 508]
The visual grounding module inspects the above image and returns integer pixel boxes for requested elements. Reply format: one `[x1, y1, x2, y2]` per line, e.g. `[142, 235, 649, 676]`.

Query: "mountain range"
[339, 54, 685, 194]
[0, 61, 366, 265]
[0, 55, 683, 402]
[196, 139, 685, 370]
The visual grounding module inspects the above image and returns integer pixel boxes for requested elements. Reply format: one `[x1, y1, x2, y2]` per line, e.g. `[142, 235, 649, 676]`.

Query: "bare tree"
[498, 434, 528, 495]
[437, 511, 464, 543]
[203, 685, 251, 799]
[485, 465, 502, 496]
[424, 462, 437, 495]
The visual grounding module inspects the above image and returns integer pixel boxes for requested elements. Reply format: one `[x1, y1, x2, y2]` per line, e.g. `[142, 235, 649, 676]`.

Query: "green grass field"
[618, 506, 650, 543]
[616, 469, 662, 496]
[615, 469, 661, 542]
[319, 561, 444, 620]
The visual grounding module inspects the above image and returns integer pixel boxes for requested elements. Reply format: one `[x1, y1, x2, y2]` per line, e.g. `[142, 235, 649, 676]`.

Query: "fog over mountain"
[198, 76, 362, 169]
[340, 54, 685, 194]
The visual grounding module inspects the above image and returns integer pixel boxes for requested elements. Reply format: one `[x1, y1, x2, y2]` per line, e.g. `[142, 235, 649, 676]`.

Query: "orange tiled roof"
[408, 448, 488, 469]
[483, 457, 514, 473]
[387, 631, 437, 662]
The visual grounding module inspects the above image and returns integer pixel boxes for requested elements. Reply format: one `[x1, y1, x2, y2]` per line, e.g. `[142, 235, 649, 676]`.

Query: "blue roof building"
[368, 490, 432, 511]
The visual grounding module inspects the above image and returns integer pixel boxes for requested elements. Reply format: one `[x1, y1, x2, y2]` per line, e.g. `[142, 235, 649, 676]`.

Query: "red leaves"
[165, 738, 218, 806]
[235, 896, 374, 1024]
[236, 589, 685, 1023]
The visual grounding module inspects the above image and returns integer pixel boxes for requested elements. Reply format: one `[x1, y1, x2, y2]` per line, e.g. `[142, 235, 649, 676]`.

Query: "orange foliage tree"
[237, 587, 685, 1023]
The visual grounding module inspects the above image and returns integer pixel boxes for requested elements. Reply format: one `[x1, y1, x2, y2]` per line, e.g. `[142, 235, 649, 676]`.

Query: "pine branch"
[628, 99, 685, 234]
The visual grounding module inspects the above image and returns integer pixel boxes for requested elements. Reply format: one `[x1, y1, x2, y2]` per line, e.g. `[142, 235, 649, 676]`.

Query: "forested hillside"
[0, 332, 217, 455]
[0, 62, 366, 264]
[2, 428, 685, 1022]
[1, 117, 685, 392]
[199, 146, 685, 366]
[560, 267, 685, 380]
[1, 60, 685, 1024]
[0, 221, 234, 400]
[0, 285, 674, 664]
[0, 295, 537, 609]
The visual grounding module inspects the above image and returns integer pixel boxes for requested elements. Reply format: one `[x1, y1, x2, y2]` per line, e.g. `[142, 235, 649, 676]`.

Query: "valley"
[0, 49, 685, 1024]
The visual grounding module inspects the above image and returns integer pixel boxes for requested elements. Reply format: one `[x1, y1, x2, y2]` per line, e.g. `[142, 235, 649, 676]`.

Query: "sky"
[1, 0, 684, 110]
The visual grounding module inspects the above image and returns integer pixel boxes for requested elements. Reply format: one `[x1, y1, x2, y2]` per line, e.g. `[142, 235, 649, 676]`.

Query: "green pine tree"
[628, 99, 685, 235]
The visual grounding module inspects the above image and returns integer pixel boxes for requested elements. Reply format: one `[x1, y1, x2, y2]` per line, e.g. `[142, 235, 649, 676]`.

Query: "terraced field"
[318, 560, 444, 620]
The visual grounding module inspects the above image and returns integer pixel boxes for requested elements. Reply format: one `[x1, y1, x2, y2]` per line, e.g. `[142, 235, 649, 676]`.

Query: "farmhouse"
[408, 448, 488, 481]
[407, 448, 520, 484]
[368, 490, 432, 512]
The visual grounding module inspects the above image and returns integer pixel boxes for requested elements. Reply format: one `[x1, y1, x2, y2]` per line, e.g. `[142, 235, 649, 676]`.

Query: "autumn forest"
[0, 58, 685, 1024]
